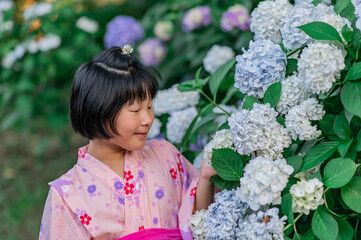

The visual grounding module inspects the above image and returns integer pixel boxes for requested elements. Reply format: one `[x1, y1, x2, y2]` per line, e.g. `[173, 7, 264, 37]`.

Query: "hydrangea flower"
[236, 208, 287, 239]
[189, 209, 208, 240]
[104, 16, 144, 48]
[204, 129, 235, 166]
[236, 156, 294, 210]
[290, 178, 324, 215]
[285, 98, 325, 141]
[352, 0, 361, 31]
[154, 20, 173, 41]
[1, 43, 26, 68]
[182, 6, 211, 32]
[147, 118, 162, 139]
[23, 2, 52, 19]
[27, 34, 61, 53]
[76, 16, 99, 34]
[153, 85, 200, 116]
[276, 74, 313, 115]
[203, 45, 235, 74]
[234, 40, 287, 98]
[295, 0, 331, 5]
[166, 107, 198, 144]
[298, 42, 345, 94]
[203, 189, 248, 240]
[220, 4, 251, 32]
[228, 103, 291, 159]
[250, 0, 293, 43]
[138, 38, 167, 67]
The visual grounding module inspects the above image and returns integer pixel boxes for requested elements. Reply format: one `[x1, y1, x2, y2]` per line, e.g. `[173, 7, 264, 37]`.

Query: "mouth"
[135, 132, 148, 136]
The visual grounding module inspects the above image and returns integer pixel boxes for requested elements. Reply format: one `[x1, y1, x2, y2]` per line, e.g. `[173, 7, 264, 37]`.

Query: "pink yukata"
[39, 139, 199, 240]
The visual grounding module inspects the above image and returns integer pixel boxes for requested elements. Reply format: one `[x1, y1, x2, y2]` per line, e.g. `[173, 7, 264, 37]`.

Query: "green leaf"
[209, 175, 240, 190]
[286, 155, 303, 175]
[242, 96, 260, 110]
[312, 207, 338, 240]
[194, 66, 202, 85]
[177, 77, 210, 92]
[341, 177, 361, 213]
[341, 24, 354, 44]
[209, 59, 236, 99]
[286, 59, 298, 76]
[341, 81, 361, 118]
[211, 148, 243, 181]
[337, 139, 353, 157]
[281, 194, 294, 224]
[334, 0, 350, 14]
[323, 158, 359, 188]
[320, 114, 336, 135]
[345, 62, 361, 81]
[356, 130, 361, 152]
[217, 121, 229, 131]
[333, 115, 351, 140]
[263, 81, 282, 108]
[298, 22, 343, 43]
[335, 216, 354, 240]
[300, 141, 338, 172]
[220, 86, 239, 105]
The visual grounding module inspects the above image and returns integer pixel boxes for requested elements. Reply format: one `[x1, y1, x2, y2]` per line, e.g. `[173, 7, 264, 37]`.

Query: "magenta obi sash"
[119, 228, 182, 240]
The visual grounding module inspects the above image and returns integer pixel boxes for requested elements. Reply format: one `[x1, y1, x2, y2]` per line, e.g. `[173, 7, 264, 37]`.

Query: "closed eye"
[148, 106, 152, 110]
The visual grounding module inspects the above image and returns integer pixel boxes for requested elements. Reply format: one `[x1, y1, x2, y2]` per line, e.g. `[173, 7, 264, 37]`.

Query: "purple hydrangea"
[221, 4, 250, 32]
[234, 39, 287, 98]
[87, 185, 96, 194]
[155, 189, 165, 199]
[114, 181, 123, 190]
[138, 38, 167, 67]
[104, 15, 144, 48]
[182, 6, 211, 32]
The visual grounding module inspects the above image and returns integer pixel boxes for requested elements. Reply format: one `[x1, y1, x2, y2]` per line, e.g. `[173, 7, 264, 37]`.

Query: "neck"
[87, 139, 126, 165]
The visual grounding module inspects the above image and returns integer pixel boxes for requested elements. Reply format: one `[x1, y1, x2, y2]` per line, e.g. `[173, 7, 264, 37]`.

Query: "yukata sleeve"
[39, 187, 91, 240]
[167, 143, 200, 240]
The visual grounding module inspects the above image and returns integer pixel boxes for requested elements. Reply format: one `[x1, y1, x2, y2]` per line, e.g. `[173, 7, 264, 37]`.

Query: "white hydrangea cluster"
[298, 43, 345, 95]
[276, 74, 313, 115]
[236, 156, 294, 210]
[294, 163, 321, 180]
[166, 107, 198, 144]
[236, 207, 287, 240]
[212, 104, 238, 126]
[234, 40, 287, 98]
[204, 129, 235, 166]
[285, 98, 325, 141]
[294, 0, 331, 4]
[250, 0, 293, 43]
[352, 0, 361, 31]
[153, 85, 200, 116]
[290, 178, 324, 215]
[203, 45, 235, 74]
[147, 118, 162, 139]
[228, 103, 291, 159]
[76, 16, 99, 34]
[154, 20, 174, 41]
[189, 209, 208, 240]
[203, 189, 248, 240]
[23, 2, 52, 19]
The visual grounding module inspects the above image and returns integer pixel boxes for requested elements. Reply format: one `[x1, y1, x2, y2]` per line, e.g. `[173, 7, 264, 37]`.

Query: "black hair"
[70, 46, 159, 140]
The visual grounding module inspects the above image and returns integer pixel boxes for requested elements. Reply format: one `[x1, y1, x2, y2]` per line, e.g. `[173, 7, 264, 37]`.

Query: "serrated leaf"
[323, 158, 359, 188]
[242, 96, 260, 110]
[209, 175, 240, 190]
[298, 22, 343, 43]
[333, 115, 351, 140]
[345, 62, 361, 81]
[281, 194, 294, 224]
[341, 177, 361, 213]
[209, 59, 236, 99]
[300, 141, 338, 172]
[312, 207, 338, 240]
[263, 81, 282, 108]
[211, 148, 243, 181]
[335, 216, 354, 240]
[286, 155, 303, 175]
[319, 114, 336, 135]
[337, 139, 353, 157]
[341, 81, 361, 118]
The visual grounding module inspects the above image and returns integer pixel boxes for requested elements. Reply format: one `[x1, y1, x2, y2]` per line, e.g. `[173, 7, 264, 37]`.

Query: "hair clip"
[122, 44, 133, 55]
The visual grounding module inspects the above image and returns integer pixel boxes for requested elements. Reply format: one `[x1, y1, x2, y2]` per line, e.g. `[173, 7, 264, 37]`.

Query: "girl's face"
[108, 96, 154, 151]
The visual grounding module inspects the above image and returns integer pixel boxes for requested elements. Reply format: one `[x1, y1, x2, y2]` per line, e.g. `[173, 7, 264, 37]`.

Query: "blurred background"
[0, 0, 259, 238]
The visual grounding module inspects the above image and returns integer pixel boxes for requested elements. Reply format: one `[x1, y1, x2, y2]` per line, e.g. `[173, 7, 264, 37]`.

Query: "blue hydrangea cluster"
[138, 38, 167, 67]
[203, 189, 248, 240]
[104, 16, 144, 48]
[234, 40, 287, 98]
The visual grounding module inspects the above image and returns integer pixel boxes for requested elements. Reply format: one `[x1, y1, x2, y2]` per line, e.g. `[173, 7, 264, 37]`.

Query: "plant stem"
[198, 89, 231, 116]
[286, 45, 304, 57]
[283, 213, 303, 232]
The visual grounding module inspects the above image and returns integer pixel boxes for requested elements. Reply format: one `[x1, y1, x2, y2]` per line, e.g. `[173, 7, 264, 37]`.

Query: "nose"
[141, 110, 154, 126]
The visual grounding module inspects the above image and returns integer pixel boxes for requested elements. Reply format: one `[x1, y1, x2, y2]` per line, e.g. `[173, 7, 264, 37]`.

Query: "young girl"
[39, 45, 216, 240]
